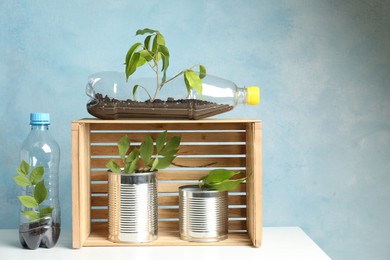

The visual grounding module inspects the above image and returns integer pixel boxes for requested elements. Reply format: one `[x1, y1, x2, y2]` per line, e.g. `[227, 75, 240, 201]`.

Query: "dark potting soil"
[87, 93, 234, 120]
[19, 222, 61, 249]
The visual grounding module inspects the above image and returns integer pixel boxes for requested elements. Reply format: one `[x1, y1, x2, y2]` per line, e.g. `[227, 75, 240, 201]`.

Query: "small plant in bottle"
[13, 160, 60, 249]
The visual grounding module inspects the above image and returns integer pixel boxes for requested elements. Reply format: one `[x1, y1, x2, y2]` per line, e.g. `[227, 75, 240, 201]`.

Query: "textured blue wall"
[1, 1, 389, 259]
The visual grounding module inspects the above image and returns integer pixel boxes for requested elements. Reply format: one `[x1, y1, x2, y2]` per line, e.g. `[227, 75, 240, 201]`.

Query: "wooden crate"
[71, 119, 262, 248]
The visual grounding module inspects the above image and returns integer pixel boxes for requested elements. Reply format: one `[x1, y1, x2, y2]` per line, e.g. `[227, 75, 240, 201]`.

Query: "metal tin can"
[108, 171, 158, 243]
[179, 185, 228, 242]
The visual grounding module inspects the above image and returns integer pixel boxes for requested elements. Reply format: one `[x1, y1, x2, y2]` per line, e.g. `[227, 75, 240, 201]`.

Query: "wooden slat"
[91, 207, 246, 220]
[85, 230, 252, 246]
[157, 207, 246, 219]
[90, 182, 246, 194]
[90, 170, 246, 181]
[87, 121, 249, 131]
[90, 144, 246, 156]
[90, 132, 246, 143]
[157, 220, 247, 231]
[91, 194, 247, 207]
[91, 220, 247, 232]
[90, 157, 245, 169]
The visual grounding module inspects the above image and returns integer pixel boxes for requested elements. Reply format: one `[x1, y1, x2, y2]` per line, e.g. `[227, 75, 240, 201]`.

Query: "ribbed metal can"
[108, 171, 158, 243]
[179, 185, 228, 242]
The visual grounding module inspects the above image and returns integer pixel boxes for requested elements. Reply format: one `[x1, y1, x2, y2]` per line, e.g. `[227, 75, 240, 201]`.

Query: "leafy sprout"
[106, 131, 181, 173]
[13, 160, 54, 221]
[125, 28, 206, 102]
[199, 169, 247, 192]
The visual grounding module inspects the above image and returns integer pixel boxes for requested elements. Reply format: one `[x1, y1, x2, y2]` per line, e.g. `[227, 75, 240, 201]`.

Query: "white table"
[0, 227, 330, 259]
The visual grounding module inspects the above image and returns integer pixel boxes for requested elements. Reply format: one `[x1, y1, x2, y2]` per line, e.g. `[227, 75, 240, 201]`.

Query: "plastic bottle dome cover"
[30, 113, 50, 125]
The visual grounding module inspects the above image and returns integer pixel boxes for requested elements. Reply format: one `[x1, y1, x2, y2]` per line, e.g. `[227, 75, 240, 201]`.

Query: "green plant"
[199, 169, 247, 191]
[125, 28, 206, 102]
[106, 131, 181, 173]
[13, 160, 53, 221]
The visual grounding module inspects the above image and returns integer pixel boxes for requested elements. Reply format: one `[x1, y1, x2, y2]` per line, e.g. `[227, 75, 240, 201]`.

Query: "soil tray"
[87, 95, 234, 120]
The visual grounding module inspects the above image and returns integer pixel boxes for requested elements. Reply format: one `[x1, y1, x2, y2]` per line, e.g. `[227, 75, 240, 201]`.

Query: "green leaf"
[106, 160, 121, 173]
[128, 157, 139, 173]
[126, 52, 141, 79]
[204, 169, 240, 184]
[126, 148, 140, 163]
[19, 160, 30, 176]
[40, 207, 54, 217]
[152, 34, 161, 57]
[154, 156, 175, 170]
[159, 149, 179, 157]
[139, 49, 153, 62]
[156, 131, 167, 153]
[161, 55, 169, 82]
[150, 157, 159, 171]
[156, 32, 165, 46]
[163, 136, 181, 152]
[144, 35, 152, 50]
[30, 166, 44, 185]
[117, 135, 130, 161]
[208, 177, 246, 192]
[158, 45, 170, 82]
[18, 196, 38, 208]
[184, 70, 203, 97]
[125, 148, 139, 173]
[22, 210, 40, 221]
[199, 65, 206, 79]
[13, 175, 31, 187]
[34, 180, 47, 205]
[136, 28, 159, 35]
[132, 84, 140, 101]
[125, 42, 142, 67]
[140, 135, 154, 165]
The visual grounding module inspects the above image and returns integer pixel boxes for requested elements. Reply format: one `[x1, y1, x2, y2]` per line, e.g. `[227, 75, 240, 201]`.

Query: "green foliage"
[14, 161, 54, 221]
[106, 131, 181, 174]
[199, 169, 247, 192]
[124, 28, 206, 101]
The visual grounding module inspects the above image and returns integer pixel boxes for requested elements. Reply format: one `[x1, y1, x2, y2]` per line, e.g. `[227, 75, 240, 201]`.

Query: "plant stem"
[160, 64, 199, 88]
[151, 58, 160, 102]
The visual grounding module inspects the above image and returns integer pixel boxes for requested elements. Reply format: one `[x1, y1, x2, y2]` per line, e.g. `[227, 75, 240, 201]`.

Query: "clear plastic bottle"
[86, 71, 260, 119]
[19, 113, 61, 249]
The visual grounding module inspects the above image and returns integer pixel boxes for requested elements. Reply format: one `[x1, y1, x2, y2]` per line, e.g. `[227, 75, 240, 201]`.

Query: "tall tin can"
[108, 171, 158, 243]
[179, 185, 228, 242]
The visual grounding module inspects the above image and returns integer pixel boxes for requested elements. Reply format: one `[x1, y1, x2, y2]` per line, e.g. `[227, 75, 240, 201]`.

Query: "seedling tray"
[71, 119, 262, 248]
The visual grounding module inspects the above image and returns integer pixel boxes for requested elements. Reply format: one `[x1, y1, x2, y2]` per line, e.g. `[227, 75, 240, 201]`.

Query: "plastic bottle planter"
[19, 205, 61, 249]
[179, 185, 228, 242]
[108, 171, 158, 243]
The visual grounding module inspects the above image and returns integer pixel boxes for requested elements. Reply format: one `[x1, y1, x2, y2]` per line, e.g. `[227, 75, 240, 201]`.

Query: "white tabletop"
[0, 227, 330, 260]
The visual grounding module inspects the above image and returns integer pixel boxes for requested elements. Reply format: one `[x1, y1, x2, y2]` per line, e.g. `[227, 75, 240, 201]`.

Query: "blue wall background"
[1, 0, 389, 259]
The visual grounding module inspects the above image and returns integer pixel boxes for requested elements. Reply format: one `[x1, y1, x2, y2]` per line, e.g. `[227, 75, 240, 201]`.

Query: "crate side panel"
[71, 123, 81, 248]
[79, 123, 91, 246]
[246, 122, 262, 247]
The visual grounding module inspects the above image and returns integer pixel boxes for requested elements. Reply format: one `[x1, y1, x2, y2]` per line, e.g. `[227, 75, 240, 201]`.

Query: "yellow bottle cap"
[247, 86, 260, 105]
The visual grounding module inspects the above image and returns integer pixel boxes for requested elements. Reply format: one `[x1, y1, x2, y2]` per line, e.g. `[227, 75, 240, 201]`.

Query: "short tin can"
[179, 185, 228, 242]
